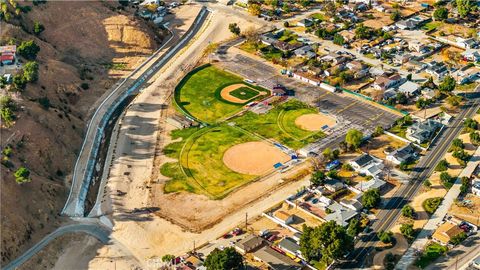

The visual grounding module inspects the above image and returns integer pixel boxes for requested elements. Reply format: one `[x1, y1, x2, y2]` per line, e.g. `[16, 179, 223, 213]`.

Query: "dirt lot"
[272, 202, 324, 231]
[362, 134, 407, 160]
[223, 141, 291, 175]
[448, 194, 480, 227]
[295, 113, 336, 131]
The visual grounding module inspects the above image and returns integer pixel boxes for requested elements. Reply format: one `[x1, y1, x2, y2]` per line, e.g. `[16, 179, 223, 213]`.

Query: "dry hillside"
[0, 1, 164, 265]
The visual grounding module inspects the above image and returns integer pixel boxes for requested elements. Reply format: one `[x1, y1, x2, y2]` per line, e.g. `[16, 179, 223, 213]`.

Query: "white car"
[473, 255, 480, 269]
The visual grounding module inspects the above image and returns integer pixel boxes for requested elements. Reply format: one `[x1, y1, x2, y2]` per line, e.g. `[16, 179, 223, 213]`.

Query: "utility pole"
[245, 212, 248, 230]
[193, 240, 196, 254]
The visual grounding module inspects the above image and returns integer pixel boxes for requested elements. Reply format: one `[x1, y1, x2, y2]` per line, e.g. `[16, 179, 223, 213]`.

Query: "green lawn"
[230, 87, 260, 100]
[415, 243, 448, 268]
[422, 21, 443, 32]
[161, 125, 259, 199]
[233, 99, 325, 149]
[175, 65, 244, 124]
[311, 13, 326, 21]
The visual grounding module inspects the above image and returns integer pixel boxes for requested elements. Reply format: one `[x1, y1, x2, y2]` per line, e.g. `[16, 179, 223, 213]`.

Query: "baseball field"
[162, 65, 334, 199]
[174, 64, 270, 124]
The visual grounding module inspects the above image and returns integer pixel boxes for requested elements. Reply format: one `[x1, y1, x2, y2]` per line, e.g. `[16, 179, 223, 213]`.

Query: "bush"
[449, 232, 467, 245]
[422, 197, 443, 214]
[415, 243, 448, 268]
[342, 163, 353, 171]
[23, 61, 39, 82]
[440, 172, 455, 189]
[1, 95, 17, 126]
[449, 138, 464, 152]
[460, 176, 469, 194]
[33, 21, 44, 35]
[80, 82, 89, 90]
[378, 230, 394, 244]
[400, 223, 415, 239]
[435, 159, 449, 172]
[423, 179, 432, 188]
[402, 204, 415, 219]
[17, 40, 40, 60]
[14, 166, 31, 184]
[38, 97, 50, 109]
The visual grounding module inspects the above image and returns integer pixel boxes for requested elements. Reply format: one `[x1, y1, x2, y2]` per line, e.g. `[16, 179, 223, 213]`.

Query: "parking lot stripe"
[335, 100, 359, 114]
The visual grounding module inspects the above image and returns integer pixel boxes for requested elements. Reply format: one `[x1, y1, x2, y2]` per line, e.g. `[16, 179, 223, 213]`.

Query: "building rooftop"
[253, 246, 301, 270]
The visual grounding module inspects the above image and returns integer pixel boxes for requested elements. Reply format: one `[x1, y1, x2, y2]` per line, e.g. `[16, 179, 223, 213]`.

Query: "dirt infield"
[220, 84, 263, 104]
[223, 141, 291, 175]
[295, 113, 336, 131]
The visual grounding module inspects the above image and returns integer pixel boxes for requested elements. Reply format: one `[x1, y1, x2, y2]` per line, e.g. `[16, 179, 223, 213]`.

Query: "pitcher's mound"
[223, 142, 291, 175]
[295, 113, 336, 131]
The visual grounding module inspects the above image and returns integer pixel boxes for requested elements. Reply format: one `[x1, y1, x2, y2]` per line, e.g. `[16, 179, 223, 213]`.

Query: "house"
[451, 67, 480, 85]
[349, 153, 384, 177]
[235, 234, 265, 254]
[396, 15, 429, 30]
[354, 178, 387, 192]
[274, 211, 296, 225]
[462, 49, 480, 62]
[432, 221, 465, 246]
[277, 237, 302, 258]
[324, 178, 344, 192]
[293, 45, 316, 59]
[340, 199, 363, 211]
[293, 71, 321, 86]
[325, 208, 357, 227]
[398, 81, 420, 96]
[386, 144, 416, 165]
[346, 60, 366, 72]
[0, 45, 16, 65]
[338, 29, 356, 43]
[297, 18, 313, 27]
[253, 246, 302, 270]
[426, 61, 448, 79]
[456, 37, 479, 49]
[261, 33, 277, 46]
[408, 40, 428, 53]
[421, 87, 436, 99]
[394, 54, 412, 65]
[166, 115, 197, 129]
[373, 74, 403, 91]
[406, 120, 442, 144]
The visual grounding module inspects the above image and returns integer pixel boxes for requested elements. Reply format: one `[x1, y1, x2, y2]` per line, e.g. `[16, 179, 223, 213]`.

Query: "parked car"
[232, 228, 243, 236]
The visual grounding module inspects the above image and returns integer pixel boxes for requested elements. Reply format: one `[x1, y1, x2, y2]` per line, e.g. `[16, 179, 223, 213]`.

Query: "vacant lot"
[234, 99, 326, 149]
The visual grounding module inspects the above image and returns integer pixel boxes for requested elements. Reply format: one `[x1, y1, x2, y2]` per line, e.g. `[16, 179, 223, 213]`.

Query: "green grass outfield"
[234, 99, 325, 149]
[230, 87, 260, 100]
[174, 64, 269, 124]
[161, 125, 259, 199]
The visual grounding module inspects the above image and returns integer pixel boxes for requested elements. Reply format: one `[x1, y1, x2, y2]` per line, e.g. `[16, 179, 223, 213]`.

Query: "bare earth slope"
[0, 1, 162, 266]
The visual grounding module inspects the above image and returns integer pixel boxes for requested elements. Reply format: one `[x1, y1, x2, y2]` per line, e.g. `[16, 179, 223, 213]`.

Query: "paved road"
[62, 7, 210, 217]
[341, 96, 480, 268]
[3, 223, 110, 270]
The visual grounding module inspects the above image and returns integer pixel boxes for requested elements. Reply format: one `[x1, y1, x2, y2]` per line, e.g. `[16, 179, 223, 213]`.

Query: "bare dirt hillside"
[0, 1, 164, 265]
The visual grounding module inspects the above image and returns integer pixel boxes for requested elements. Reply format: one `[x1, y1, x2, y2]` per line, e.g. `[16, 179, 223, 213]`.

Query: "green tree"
[14, 166, 31, 184]
[373, 126, 384, 137]
[0, 95, 16, 127]
[204, 247, 243, 270]
[450, 231, 467, 245]
[435, 159, 449, 172]
[440, 172, 454, 189]
[438, 75, 456, 93]
[470, 132, 480, 146]
[161, 254, 175, 263]
[345, 129, 363, 149]
[406, 73, 412, 81]
[433, 7, 449, 21]
[355, 24, 370, 39]
[300, 221, 354, 264]
[362, 188, 381, 209]
[378, 230, 394, 244]
[17, 40, 40, 60]
[400, 223, 415, 239]
[456, 0, 472, 17]
[228, 23, 241, 36]
[333, 33, 345, 45]
[423, 197, 443, 214]
[347, 218, 361, 238]
[464, 118, 479, 132]
[402, 204, 415, 218]
[33, 21, 44, 35]
[460, 176, 469, 194]
[311, 170, 326, 185]
[423, 179, 432, 188]
[12, 74, 26, 90]
[23, 61, 39, 82]
[390, 9, 401, 21]
[452, 149, 472, 167]
[450, 138, 464, 152]
[248, 3, 261, 16]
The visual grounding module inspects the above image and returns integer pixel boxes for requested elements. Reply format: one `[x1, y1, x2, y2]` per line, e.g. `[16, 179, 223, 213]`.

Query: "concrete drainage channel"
[62, 6, 211, 217]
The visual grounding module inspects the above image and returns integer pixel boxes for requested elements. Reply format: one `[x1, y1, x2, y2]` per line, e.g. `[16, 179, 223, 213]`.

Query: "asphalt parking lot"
[218, 52, 401, 152]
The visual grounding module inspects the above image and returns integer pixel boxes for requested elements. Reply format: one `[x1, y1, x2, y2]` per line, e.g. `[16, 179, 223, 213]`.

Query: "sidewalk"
[395, 146, 480, 269]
